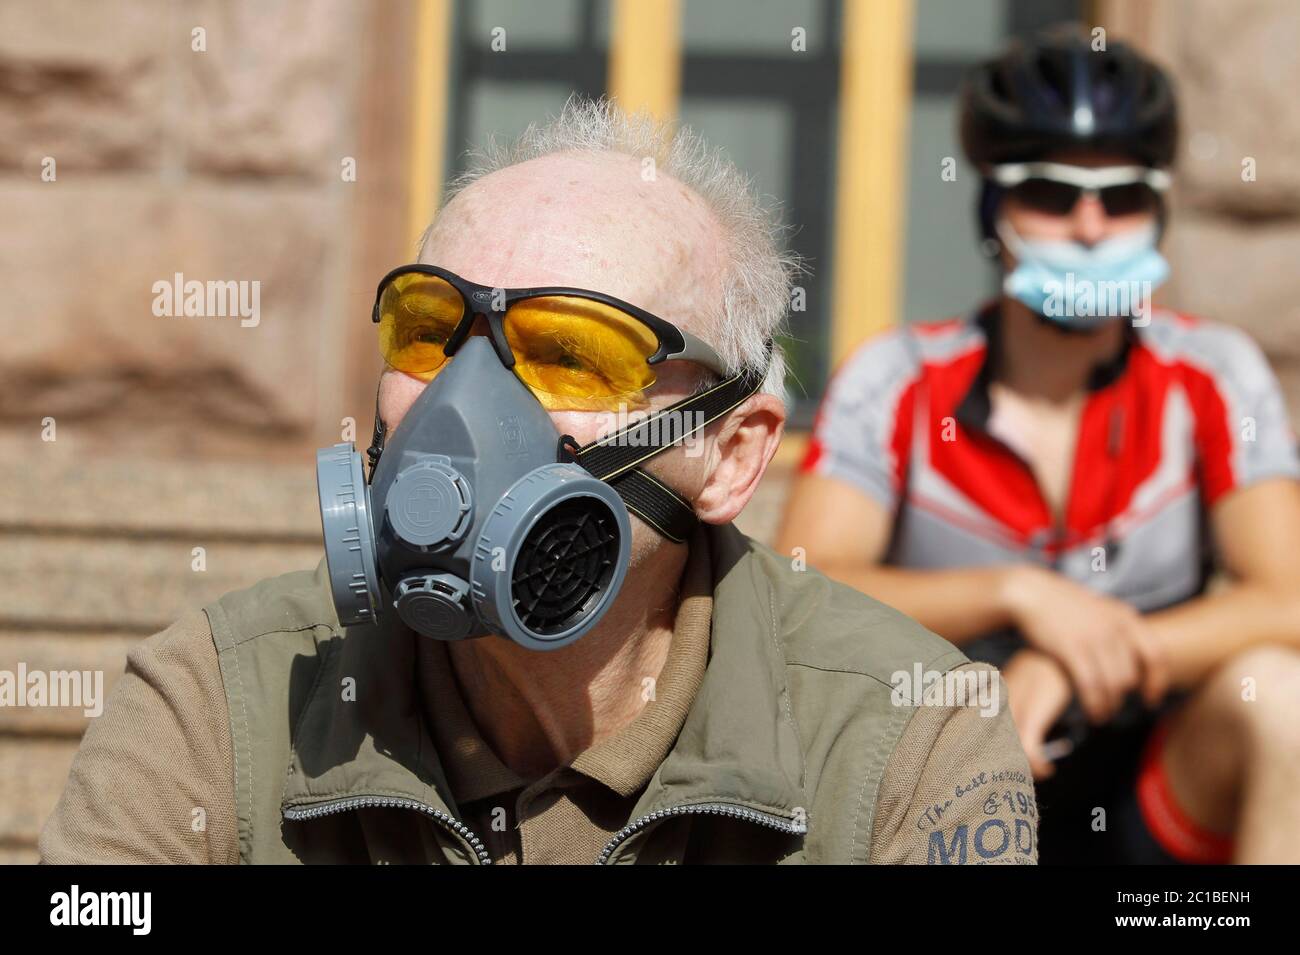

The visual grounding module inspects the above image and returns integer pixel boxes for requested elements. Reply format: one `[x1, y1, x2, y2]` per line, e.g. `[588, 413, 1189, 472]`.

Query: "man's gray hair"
[425, 96, 798, 399]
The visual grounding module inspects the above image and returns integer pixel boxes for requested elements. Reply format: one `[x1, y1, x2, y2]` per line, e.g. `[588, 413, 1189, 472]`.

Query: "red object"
[1135, 718, 1234, 865]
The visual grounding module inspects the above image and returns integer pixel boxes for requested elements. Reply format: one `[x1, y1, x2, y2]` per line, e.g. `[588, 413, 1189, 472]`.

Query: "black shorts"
[964, 633, 1228, 864]
[1035, 696, 1213, 865]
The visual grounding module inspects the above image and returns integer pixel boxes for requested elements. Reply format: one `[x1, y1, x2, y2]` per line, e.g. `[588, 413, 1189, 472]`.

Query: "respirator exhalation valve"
[392, 572, 474, 640]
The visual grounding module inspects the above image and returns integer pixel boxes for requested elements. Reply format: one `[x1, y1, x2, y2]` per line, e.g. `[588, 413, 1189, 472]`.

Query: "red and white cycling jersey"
[801, 305, 1300, 614]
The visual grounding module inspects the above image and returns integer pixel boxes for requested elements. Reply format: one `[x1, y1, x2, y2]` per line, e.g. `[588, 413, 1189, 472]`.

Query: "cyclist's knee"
[1197, 644, 1300, 749]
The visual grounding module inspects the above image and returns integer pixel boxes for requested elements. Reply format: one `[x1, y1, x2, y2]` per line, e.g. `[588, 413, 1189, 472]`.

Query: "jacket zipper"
[285, 796, 803, 865]
[283, 795, 493, 865]
[595, 802, 805, 865]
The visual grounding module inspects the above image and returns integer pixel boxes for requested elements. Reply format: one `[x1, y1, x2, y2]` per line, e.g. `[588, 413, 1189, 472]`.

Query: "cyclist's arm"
[1146, 477, 1300, 690]
[1145, 326, 1300, 690]
[775, 471, 1025, 645]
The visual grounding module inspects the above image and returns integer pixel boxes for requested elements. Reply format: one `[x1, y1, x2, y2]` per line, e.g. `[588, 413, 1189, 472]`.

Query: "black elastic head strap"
[573, 348, 771, 482]
[366, 381, 386, 481]
[607, 468, 698, 543]
[571, 342, 773, 542]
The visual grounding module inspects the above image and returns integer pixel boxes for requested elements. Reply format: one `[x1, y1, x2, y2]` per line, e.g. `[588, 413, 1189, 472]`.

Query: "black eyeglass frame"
[371, 263, 728, 380]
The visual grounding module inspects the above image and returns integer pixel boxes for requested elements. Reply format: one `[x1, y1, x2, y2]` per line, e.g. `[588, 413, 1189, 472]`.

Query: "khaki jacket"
[41, 523, 1038, 864]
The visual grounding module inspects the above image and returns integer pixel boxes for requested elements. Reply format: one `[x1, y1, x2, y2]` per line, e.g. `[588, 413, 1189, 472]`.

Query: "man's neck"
[447, 540, 689, 780]
[995, 298, 1127, 403]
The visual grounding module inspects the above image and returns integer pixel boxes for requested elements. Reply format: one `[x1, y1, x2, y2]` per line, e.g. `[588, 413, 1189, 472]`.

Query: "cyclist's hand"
[1002, 648, 1072, 780]
[1002, 565, 1152, 724]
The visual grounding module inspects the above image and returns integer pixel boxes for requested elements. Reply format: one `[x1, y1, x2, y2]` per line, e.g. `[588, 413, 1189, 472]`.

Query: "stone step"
[0, 845, 39, 865]
[0, 451, 321, 541]
[0, 534, 323, 634]
[0, 736, 78, 853]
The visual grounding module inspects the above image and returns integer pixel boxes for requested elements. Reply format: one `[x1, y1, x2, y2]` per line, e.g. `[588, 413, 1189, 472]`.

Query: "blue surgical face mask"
[997, 219, 1169, 328]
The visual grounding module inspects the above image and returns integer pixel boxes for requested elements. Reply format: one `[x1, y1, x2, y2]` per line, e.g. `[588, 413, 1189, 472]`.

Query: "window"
[439, 0, 1083, 425]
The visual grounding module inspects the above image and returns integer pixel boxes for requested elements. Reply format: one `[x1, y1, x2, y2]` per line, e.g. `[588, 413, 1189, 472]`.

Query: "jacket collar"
[279, 594, 457, 818]
[622, 523, 807, 821]
[281, 524, 808, 835]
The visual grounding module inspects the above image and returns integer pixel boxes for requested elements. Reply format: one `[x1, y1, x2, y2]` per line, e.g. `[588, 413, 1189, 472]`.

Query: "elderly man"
[41, 99, 1037, 865]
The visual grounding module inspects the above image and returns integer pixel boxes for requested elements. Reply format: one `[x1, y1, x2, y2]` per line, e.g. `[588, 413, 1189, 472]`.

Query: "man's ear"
[692, 393, 786, 525]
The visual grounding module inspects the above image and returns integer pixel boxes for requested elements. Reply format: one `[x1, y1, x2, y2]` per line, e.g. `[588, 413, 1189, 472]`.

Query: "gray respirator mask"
[316, 335, 767, 651]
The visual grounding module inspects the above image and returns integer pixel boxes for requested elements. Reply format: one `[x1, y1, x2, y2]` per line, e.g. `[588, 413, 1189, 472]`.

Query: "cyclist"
[778, 25, 1300, 864]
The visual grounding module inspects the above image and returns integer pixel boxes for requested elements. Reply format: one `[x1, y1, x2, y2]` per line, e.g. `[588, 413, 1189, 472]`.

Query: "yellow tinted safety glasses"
[373, 265, 729, 411]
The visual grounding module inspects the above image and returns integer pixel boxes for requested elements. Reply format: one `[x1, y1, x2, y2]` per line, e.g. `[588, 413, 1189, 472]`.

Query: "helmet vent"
[511, 498, 620, 636]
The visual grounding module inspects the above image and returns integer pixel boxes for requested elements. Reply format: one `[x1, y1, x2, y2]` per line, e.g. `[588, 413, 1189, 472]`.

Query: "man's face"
[378, 150, 731, 550]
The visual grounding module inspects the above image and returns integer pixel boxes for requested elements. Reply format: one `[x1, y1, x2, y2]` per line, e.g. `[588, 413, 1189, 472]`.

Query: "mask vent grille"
[511, 498, 621, 637]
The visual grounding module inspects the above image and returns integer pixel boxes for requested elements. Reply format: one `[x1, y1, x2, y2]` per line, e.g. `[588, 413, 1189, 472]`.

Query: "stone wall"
[0, 0, 415, 460]
[1100, 0, 1300, 425]
[0, 0, 418, 863]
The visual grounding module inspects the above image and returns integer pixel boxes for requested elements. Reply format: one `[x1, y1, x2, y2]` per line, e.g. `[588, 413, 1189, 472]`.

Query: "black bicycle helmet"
[960, 23, 1178, 170]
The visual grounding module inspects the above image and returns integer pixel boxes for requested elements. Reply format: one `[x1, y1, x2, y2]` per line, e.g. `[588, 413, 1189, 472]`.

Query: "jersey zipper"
[1048, 396, 1092, 567]
[283, 795, 493, 864]
[595, 802, 805, 865]
[1052, 402, 1128, 567]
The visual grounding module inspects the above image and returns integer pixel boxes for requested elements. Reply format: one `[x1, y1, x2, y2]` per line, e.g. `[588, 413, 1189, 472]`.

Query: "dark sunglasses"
[372, 264, 729, 412]
[992, 161, 1171, 217]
